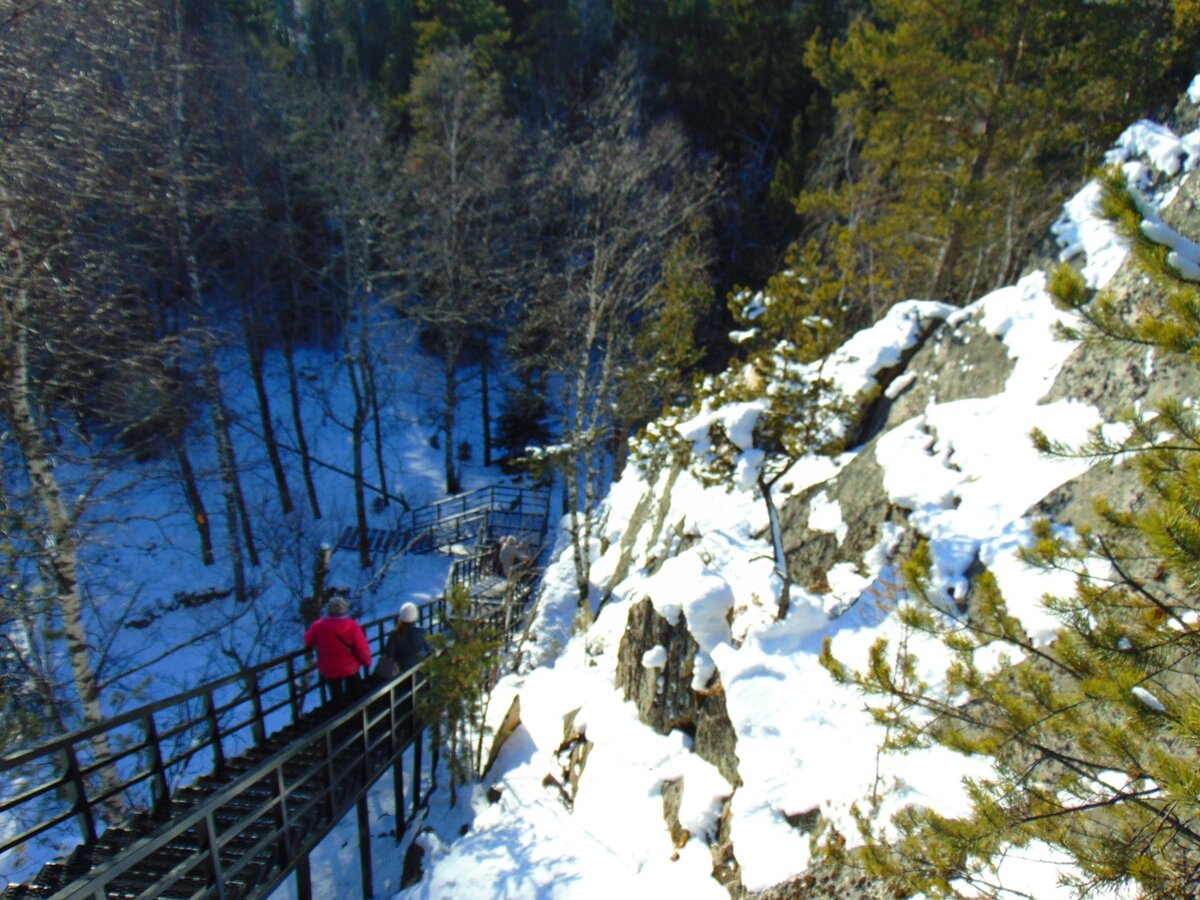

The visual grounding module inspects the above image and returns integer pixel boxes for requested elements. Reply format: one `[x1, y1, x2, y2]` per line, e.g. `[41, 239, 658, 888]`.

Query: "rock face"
[779, 443, 915, 596]
[602, 137, 1200, 897]
[615, 597, 741, 788]
[854, 314, 1010, 445]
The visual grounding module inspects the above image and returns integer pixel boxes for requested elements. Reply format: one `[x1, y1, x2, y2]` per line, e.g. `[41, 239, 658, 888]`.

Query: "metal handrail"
[2, 485, 550, 895]
[48, 670, 430, 900]
[0, 604, 447, 864]
[37, 597, 525, 900]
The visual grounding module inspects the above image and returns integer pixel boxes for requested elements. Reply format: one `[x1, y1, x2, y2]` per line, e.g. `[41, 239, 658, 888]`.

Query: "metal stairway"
[1, 485, 550, 900]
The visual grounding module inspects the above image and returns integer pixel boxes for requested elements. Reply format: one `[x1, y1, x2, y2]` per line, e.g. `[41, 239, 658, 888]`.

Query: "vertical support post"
[144, 712, 170, 816]
[61, 744, 97, 845]
[411, 730, 423, 820]
[356, 795, 374, 900]
[287, 657, 300, 724]
[206, 688, 226, 774]
[274, 766, 293, 867]
[200, 812, 227, 900]
[392, 754, 406, 838]
[246, 668, 267, 745]
[296, 853, 314, 900]
[323, 728, 337, 822]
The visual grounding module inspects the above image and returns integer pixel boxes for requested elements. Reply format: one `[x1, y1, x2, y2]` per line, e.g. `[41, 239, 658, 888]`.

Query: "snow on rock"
[402, 79, 1200, 900]
[806, 490, 847, 544]
[822, 299, 955, 400]
[677, 399, 766, 455]
[642, 645, 668, 669]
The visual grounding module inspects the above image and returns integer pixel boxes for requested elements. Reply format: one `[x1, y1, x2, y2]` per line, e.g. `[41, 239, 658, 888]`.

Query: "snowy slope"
[396, 83, 1200, 898]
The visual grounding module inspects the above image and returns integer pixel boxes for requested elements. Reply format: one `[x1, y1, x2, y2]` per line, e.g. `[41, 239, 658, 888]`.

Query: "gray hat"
[399, 602, 419, 624]
[327, 597, 349, 616]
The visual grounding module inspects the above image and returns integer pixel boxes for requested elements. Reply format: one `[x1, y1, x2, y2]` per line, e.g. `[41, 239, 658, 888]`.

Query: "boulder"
[616, 597, 741, 787]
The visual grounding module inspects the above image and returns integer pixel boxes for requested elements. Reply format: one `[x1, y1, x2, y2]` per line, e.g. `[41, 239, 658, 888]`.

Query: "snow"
[806, 490, 847, 544]
[395, 88, 1200, 900]
[9, 65, 1195, 900]
[1131, 686, 1167, 712]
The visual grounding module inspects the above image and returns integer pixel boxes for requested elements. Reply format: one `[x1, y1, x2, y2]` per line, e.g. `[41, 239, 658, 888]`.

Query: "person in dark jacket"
[304, 597, 371, 707]
[384, 602, 428, 673]
[382, 602, 428, 734]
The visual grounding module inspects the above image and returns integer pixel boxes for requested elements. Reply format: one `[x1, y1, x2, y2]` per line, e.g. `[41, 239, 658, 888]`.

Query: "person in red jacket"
[304, 597, 372, 707]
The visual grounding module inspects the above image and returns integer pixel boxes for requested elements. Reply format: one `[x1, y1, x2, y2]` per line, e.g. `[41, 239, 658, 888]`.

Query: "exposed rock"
[747, 860, 889, 900]
[661, 778, 688, 848]
[877, 315, 1013, 433]
[779, 442, 916, 596]
[857, 315, 1011, 448]
[552, 707, 592, 809]
[709, 797, 741, 893]
[603, 455, 686, 598]
[1043, 334, 1175, 420]
[783, 807, 821, 835]
[401, 829, 429, 888]
[482, 694, 521, 778]
[616, 597, 741, 787]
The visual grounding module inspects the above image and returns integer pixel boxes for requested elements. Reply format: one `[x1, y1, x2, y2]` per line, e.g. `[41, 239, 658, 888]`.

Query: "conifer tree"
[617, 228, 713, 439]
[418, 584, 503, 805]
[799, 0, 1195, 319]
[820, 170, 1200, 896]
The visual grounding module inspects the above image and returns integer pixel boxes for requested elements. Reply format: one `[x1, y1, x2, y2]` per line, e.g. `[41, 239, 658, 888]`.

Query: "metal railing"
[10, 590, 529, 900]
[338, 486, 550, 559]
[43, 669, 432, 900]
[0, 603, 446, 876]
[2, 485, 551, 897]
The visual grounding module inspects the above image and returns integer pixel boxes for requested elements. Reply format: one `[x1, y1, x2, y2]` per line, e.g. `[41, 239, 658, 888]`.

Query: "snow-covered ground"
[0, 314, 520, 884]
[6, 72, 1200, 900]
[392, 83, 1200, 899]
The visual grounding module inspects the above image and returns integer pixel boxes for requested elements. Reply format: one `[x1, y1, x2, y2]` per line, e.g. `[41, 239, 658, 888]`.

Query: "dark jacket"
[384, 622, 428, 674]
[304, 615, 372, 679]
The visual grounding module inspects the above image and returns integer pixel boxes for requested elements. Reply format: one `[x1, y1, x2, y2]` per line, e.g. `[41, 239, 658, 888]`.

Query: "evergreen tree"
[414, 0, 511, 72]
[798, 0, 1196, 323]
[418, 584, 503, 805]
[820, 170, 1200, 896]
[618, 227, 713, 429]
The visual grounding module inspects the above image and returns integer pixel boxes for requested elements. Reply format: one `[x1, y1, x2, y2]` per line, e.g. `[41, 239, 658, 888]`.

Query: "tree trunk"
[243, 301, 294, 515]
[928, 11, 1023, 300]
[174, 436, 215, 565]
[443, 362, 461, 495]
[282, 336, 322, 519]
[277, 151, 322, 520]
[347, 358, 372, 569]
[3, 261, 125, 816]
[480, 348, 492, 467]
[170, 0, 256, 596]
[362, 320, 388, 508]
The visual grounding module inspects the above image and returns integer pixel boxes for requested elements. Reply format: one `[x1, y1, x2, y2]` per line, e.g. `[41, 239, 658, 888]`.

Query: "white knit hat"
[399, 602, 419, 624]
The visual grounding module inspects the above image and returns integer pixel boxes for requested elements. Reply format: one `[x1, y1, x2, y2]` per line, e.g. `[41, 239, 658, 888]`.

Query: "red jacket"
[304, 615, 372, 678]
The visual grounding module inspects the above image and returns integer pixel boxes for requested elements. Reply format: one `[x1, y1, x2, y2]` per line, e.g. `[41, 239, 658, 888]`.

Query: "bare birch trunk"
[2, 221, 125, 814]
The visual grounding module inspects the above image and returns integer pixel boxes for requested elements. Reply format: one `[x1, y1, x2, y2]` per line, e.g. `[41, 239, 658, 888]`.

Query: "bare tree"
[400, 46, 521, 494]
[304, 84, 403, 566]
[0, 0, 189, 804]
[526, 55, 718, 608]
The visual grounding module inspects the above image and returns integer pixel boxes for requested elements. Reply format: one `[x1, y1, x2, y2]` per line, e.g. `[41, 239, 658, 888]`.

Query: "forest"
[1, 0, 1198, 778]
